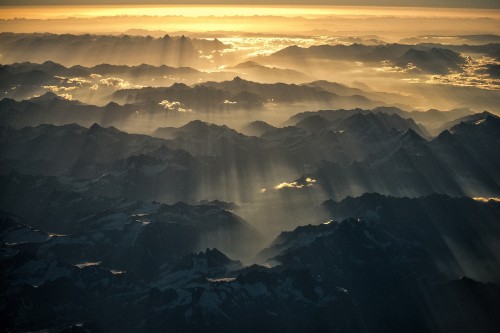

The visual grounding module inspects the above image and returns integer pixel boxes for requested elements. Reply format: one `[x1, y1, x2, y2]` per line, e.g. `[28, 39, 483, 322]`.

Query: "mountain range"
[2, 28, 500, 333]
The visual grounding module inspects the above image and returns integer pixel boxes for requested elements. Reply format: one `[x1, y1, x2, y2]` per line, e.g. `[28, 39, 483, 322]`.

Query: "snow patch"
[76, 261, 102, 268]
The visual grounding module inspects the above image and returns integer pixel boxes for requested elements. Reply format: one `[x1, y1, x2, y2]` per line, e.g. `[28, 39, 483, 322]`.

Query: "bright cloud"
[159, 99, 192, 112]
[58, 93, 73, 100]
[99, 77, 142, 89]
[427, 57, 500, 90]
[42, 85, 77, 92]
[473, 197, 500, 202]
[273, 177, 317, 190]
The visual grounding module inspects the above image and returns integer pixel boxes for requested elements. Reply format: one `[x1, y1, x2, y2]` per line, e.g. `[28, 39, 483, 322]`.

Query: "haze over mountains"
[1, 5, 500, 333]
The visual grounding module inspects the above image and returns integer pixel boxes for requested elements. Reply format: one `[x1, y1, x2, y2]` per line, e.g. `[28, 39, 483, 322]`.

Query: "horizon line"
[0, 3, 499, 9]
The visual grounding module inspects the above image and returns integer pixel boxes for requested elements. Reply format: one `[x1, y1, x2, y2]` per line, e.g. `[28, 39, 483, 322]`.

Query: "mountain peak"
[450, 112, 500, 133]
[87, 123, 119, 135]
[41, 60, 59, 66]
[181, 119, 209, 131]
[30, 91, 60, 102]
[398, 128, 425, 143]
[435, 129, 455, 143]
[241, 120, 277, 137]
[88, 123, 103, 131]
[234, 61, 262, 69]
[203, 248, 227, 258]
[170, 82, 189, 90]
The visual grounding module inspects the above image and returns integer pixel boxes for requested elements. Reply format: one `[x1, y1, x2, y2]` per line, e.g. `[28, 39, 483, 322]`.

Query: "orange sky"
[1, 5, 499, 20]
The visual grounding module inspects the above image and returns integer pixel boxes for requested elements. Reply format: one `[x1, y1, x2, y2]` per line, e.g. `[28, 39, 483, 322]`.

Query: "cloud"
[426, 57, 500, 90]
[473, 197, 500, 202]
[43, 77, 96, 93]
[42, 85, 77, 92]
[218, 35, 374, 59]
[58, 93, 72, 100]
[159, 99, 192, 112]
[273, 177, 317, 190]
[55, 76, 93, 86]
[67, 77, 92, 85]
[375, 61, 419, 74]
[99, 77, 142, 89]
[274, 181, 302, 189]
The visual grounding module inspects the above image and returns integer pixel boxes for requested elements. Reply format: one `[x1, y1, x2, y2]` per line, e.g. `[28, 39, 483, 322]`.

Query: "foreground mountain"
[0, 192, 261, 275]
[0, 210, 352, 333]
[257, 195, 500, 332]
[1, 238, 358, 332]
[2, 105, 500, 333]
[3, 192, 500, 332]
[321, 193, 500, 282]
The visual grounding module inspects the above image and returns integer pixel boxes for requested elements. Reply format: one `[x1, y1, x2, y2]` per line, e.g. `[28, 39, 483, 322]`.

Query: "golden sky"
[0, 0, 499, 8]
[1, 5, 499, 20]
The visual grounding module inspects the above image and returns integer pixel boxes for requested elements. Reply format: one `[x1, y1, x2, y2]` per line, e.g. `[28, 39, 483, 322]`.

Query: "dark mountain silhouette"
[436, 111, 499, 133]
[4, 60, 89, 77]
[285, 106, 474, 135]
[0, 61, 239, 103]
[0, 123, 170, 178]
[0, 187, 261, 262]
[113, 81, 265, 111]
[273, 112, 500, 199]
[270, 43, 467, 74]
[395, 47, 466, 74]
[321, 193, 500, 282]
[113, 77, 384, 112]
[152, 120, 263, 156]
[198, 76, 380, 108]
[0, 92, 153, 128]
[256, 195, 500, 332]
[0, 124, 281, 203]
[261, 112, 431, 168]
[0, 33, 227, 67]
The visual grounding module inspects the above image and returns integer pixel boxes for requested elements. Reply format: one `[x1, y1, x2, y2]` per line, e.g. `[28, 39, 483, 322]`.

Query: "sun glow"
[1, 5, 499, 20]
